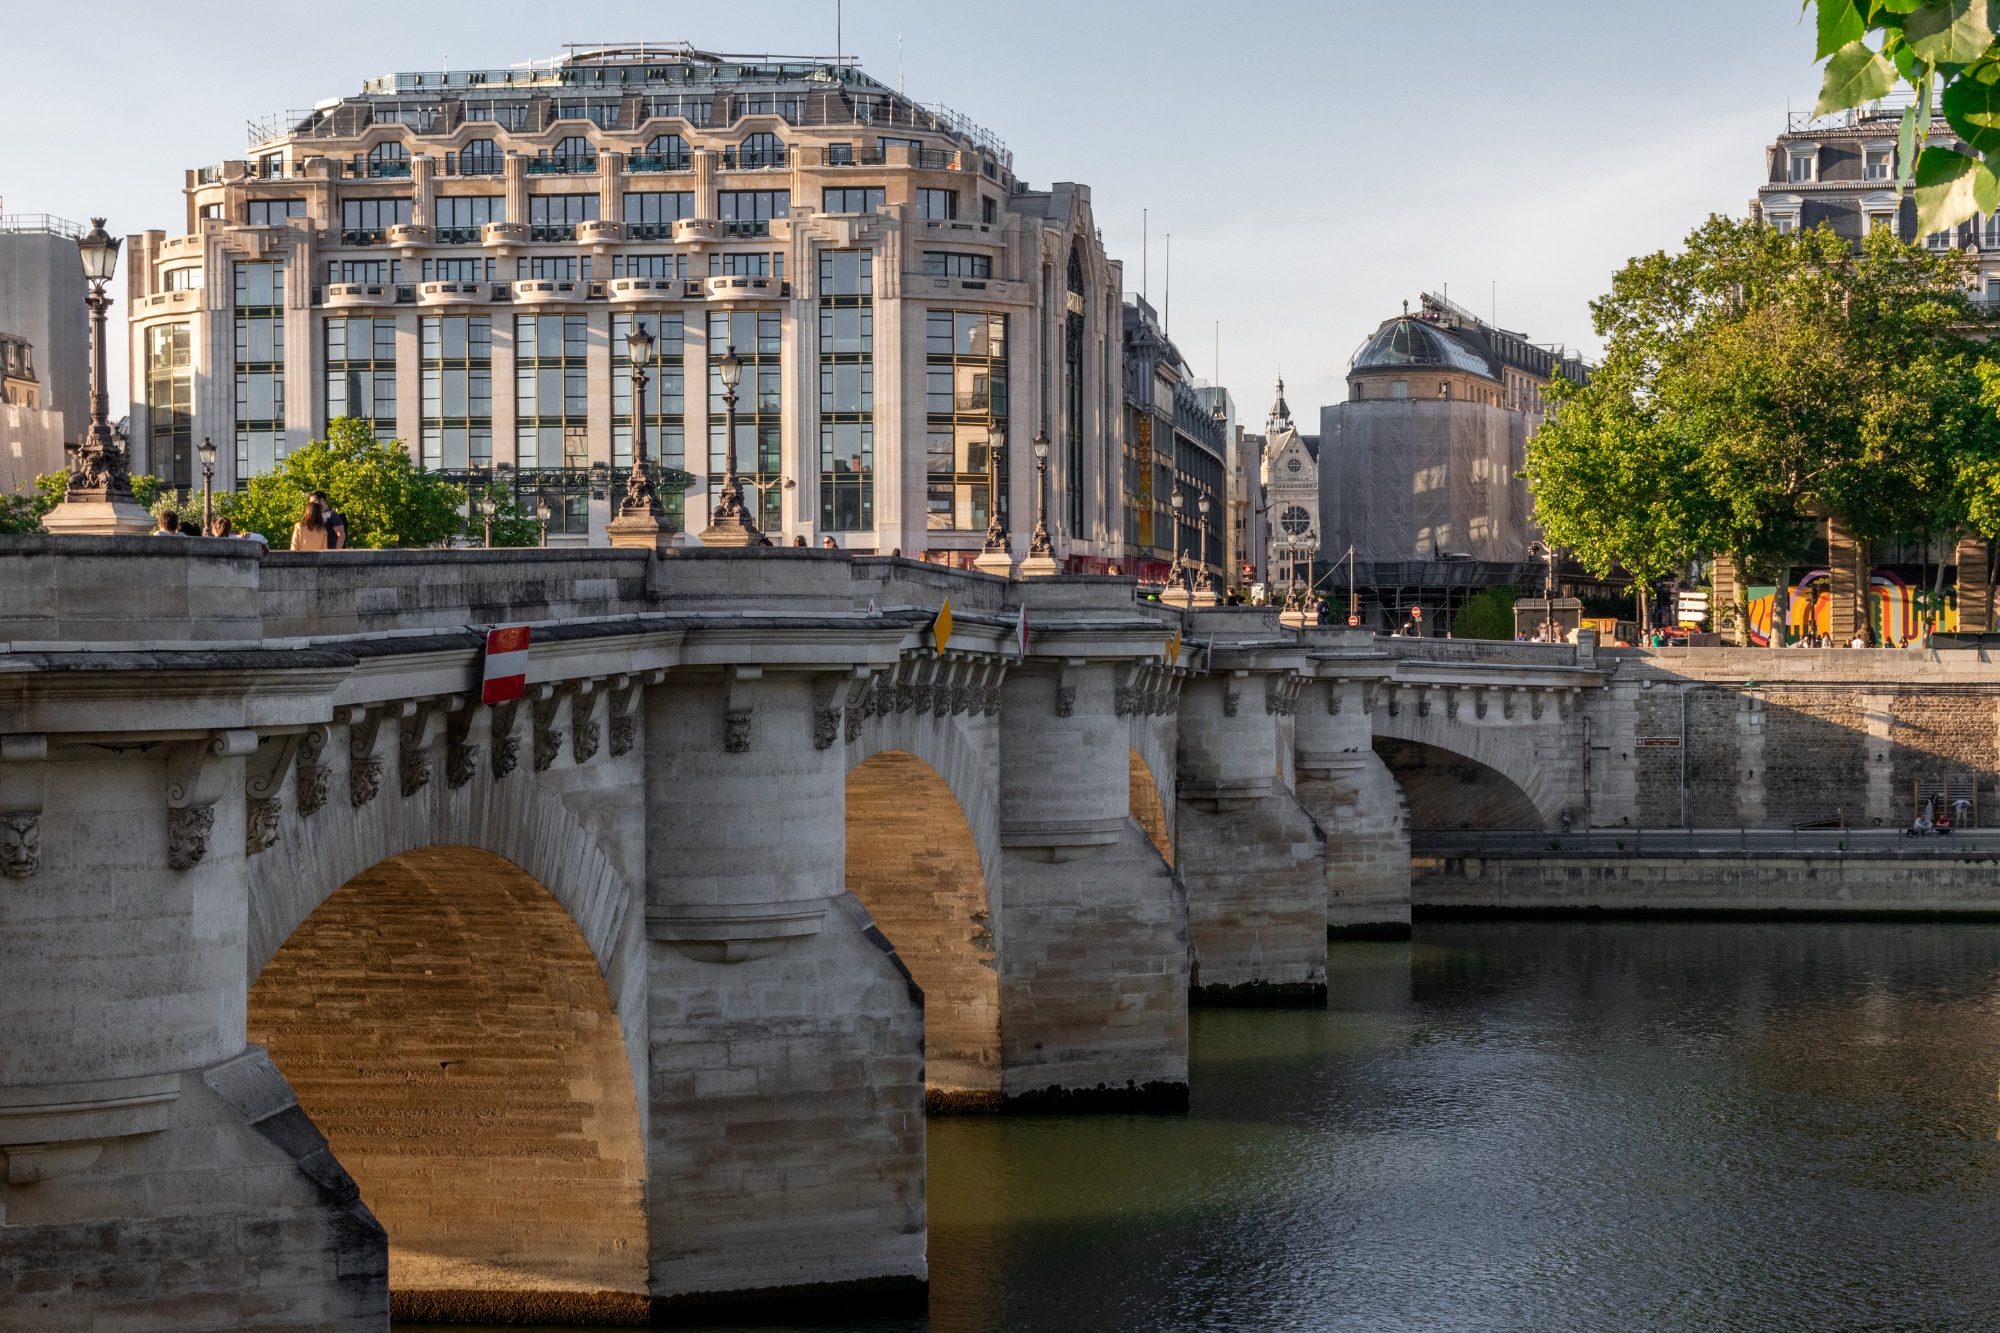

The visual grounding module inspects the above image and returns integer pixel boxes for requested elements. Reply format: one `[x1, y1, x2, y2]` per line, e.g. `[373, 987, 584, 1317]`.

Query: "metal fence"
[1412, 827, 2000, 857]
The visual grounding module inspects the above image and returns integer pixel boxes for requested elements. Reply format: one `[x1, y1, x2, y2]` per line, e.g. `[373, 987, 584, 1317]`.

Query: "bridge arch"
[1372, 700, 1576, 828]
[845, 748, 998, 1110]
[1372, 735, 1544, 829]
[247, 845, 647, 1323]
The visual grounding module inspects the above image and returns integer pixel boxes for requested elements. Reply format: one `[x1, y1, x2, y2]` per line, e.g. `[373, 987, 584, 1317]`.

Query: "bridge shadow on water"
[405, 918, 2000, 1332]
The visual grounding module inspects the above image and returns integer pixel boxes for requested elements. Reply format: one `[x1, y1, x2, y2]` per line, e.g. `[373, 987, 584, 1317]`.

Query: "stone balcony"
[417, 281, 492, 306]
[482, 222, 529, 251]
[386, 224, 429, 250]
[324, 283, 398, 308]
[608, 277, 699, 303]
[704, 274, 789, 300]
[577, 220, 624, 248]
[137, 289, 203, 315]
[512, 279, 582, 304]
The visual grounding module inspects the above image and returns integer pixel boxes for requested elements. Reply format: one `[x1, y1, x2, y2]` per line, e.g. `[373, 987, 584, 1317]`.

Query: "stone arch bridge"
[0, 539, 1602, 1327]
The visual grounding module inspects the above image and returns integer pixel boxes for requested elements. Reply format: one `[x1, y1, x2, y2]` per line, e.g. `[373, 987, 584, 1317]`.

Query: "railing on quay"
[1412, 827, 2000, 858]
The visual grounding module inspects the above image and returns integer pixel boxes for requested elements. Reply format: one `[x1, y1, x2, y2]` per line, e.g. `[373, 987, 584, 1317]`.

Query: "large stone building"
[0, 215, 92, 447]
[1749, 96, 1952, 255]
[123, 43, 1128, 562]
[0, 330, 68, 495]
[1119, 296, 1225, 584]
[1257, 380, 1318, 597]
[1318, 292, 1585, 629]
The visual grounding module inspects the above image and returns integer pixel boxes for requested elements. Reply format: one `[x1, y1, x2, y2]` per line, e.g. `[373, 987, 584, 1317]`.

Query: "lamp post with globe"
[44, 219, 153, 535]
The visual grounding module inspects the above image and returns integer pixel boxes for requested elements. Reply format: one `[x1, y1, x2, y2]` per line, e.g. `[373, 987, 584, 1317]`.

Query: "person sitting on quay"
[151, 510, 181, 537]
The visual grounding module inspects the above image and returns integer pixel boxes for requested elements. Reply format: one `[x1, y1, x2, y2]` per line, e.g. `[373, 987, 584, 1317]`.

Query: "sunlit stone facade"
[125, 43, 1126, 560]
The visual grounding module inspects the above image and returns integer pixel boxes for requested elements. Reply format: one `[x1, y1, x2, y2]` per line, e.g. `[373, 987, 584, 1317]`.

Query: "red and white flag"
[481, 625, 531, 704]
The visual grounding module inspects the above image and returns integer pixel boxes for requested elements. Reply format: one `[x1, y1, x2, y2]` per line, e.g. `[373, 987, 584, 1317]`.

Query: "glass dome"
[1350, 318, 1493, 378]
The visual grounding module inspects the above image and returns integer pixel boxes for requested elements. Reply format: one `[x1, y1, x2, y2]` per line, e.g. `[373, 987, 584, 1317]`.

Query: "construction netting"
[1318, 401, 1537, 563]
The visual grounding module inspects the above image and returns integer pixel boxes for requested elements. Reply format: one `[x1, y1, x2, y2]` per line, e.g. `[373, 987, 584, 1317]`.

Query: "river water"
[412, 922, 2000, 1333]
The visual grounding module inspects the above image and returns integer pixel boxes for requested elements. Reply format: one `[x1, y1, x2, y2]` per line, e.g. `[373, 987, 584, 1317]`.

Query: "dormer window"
[1864, 142, 1894, 181]
[1763, 193, 1802, 235]
[1862, 191, 1899, 233]
[1788, 144, 1818, 183]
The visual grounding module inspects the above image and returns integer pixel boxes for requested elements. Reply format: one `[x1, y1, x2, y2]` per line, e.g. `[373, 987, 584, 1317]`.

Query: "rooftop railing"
[0, 213, 85, 239]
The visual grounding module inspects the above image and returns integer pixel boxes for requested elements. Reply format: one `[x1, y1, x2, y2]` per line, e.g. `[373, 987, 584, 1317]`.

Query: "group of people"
[150, 508, 267, 549]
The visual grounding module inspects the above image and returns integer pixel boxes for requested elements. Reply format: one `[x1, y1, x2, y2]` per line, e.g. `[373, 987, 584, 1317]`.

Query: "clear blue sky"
[1, 1, 1821, 425]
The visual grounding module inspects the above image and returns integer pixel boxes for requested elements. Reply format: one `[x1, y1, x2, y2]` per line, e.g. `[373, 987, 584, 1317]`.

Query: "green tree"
[1807, 0, 2000, 235]
[224, 418, 466, 549]
[468, 482, 542, 548]
[1452, 587, 1517, 640]
[1526, 217, 1995, 634]
[0, 469, 165, 534]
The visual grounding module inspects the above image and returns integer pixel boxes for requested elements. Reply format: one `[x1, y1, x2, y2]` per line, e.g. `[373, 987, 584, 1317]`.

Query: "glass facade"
[925, 310, 1009, 531]
[234, 262, 286, 480]
[613, 311, 686, 530]
[147, 322, 193, 489]
[419, 316, 492, 469]
[514, 314, 588, 469]
[708, 309, 783, 530]
[324, 317, 395, 439]
[818, 250, 873, 532]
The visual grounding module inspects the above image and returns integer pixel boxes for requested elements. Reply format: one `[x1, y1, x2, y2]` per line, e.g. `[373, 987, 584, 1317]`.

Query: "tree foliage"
[1808, 0, 2000, 234]
[1452, 587, 1517, 640]
[225, 418, 466, 549]
[1526, 217, 1998, 592]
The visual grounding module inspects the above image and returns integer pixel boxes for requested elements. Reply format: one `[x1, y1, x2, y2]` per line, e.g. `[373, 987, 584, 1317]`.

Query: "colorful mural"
[1743, 571, 1963, 645]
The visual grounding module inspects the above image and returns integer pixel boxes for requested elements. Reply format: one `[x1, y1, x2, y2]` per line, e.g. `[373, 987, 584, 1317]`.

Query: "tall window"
[823, 187, 885, 214]
[1865, 144, 1893, 180]
[709, 309, 783, 530]
[147, 323, 192, 490]
[552, 136, 594, 164]
[614, 312, 686, 529]
[434, 196, 504, 242]
[514, 314, 588, 469]
[733, 133, 785, 169]
[819, 250, 874, 532]
[529, 194, 598, 240]
[623, 191, 696, 238]
[247, 198, 305, 226]
[325, 317, 395, 438]
[639, 134, 691, 170]
[1064, 247, 1086, 533]
[341, 197, 411, 243]
[613, 254, 686, 279]
[452, 139, 501, 175]
[330, 259, 394, 285]
[917, 189, 958, 220]
[235, 262, 287, 481]
[1788, 147, 1816, 183]
[925, 309, 1009, 531]
[419, 316, 492, 469]
[422, 257, 495, 282]
[708, 252, 782, 278]
[366, 141, 410, 177]
[718, 191, 790, 221]
[516, 256, 587, 281]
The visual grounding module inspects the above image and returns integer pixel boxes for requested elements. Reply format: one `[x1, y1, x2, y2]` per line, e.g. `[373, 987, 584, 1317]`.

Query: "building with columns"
[124, 43, 1127, 562]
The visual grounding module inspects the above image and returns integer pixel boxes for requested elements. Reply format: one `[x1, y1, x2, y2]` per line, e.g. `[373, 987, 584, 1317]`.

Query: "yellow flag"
[933, 599, 953, 652]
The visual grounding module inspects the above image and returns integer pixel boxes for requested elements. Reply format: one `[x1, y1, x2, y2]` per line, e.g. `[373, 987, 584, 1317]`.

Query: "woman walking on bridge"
[289, 496, 332, 551]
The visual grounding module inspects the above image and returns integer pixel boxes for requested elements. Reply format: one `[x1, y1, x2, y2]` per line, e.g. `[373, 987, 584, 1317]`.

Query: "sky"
[0, 0, 1824, 427]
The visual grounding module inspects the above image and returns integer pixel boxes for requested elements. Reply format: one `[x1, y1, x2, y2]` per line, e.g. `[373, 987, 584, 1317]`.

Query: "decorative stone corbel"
[531, 684, 565, 771]
[1223, 669, 1247, 718]
[606, 674, 642, 757]
[1, 734, 48, 880]
[724, 666, 761, 753]
[1446, 687, 1462, 721]
[445, 703, 480, 789]
[165, 729, 258, 870]
[244, 731, 306, 856]
[1362, 683, 1379, 716]
[1053, 658, 1085, 717]
[844, 668, 878, 743]
[397, 700, 448, 797]
[1385, 684, 1401, 718]
[1531, 689, 1547, 721]
[341, 705, 387, 807]
[1475, 686, 1492, 720]
[294, 725, 331, 818]
[1505, 687, 1523, 721]
[571, 679, 601, 763]
[938, 658, 964, 719]
[1326, 678, 1345, 715]
[491, 699, 522, 778]
[812, 674, 845, 750]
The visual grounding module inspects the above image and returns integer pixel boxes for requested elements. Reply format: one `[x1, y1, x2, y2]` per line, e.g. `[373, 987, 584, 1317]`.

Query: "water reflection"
[403, 922, 2000, 1333]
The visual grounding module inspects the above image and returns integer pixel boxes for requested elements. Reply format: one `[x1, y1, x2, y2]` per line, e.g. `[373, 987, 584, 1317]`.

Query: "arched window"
[737, 132, 784, 169]
[645, 134, 691, 169]
[367, 140, 408, 164]
[459, 138, 500, 175]
[1280, 505, 1313, 536]
[553, 136, 593, 162]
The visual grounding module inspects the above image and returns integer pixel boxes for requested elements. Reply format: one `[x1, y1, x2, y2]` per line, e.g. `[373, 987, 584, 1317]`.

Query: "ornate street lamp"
[477, 493, 496, 547]
[535, 495, 553, 547]
[1195, 493, 1214, 593]
[699, 342, 761, 546]
[197, 437, 217, 534]
[619, 320, 663, 521]
[981, 429, 1010, 555]
[1029, 432, 1052, 557]
[44, 218, 151, 535]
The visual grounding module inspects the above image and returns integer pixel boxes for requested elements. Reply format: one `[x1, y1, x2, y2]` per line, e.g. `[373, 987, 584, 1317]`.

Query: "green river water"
[407, 921, 2000, 1332]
